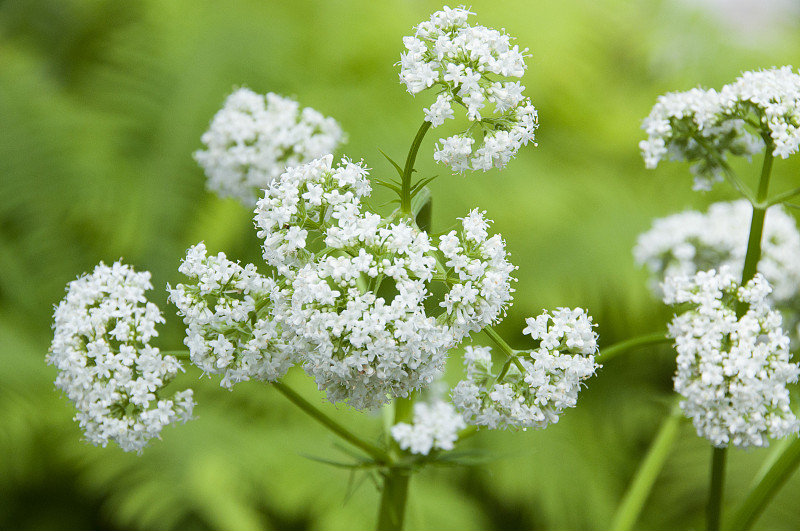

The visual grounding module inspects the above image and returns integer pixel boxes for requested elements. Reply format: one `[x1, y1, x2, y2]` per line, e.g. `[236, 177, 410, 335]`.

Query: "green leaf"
[379, 148, 405, 178]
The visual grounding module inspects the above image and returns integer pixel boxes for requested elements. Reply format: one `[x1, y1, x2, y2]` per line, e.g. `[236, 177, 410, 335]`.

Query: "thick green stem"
[401, 121, 432, 215]
[598, 332, 671, 363]
[728, 437, 800, 531]
[375, 394, 416, 531]
[272, 382, 390, 464]
[610, 400, 682, 531]
[740, 148, 773, 285]
[376, 466, 411, 531]
[708, 447, 727, 531]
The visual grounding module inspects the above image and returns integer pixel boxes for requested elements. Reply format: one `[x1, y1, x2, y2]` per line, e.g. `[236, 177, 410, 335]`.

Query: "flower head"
[400, 7, 538, 172]
[391, 399, 466, 455]
[634, 200, 800, 341]
[452, 309, 599, 430]
[640, 67, 800, 191]
[664, 268, 800, 448]
[48, 262, 194, 453]
[168, 243, 297, 388]
[251, 157, 516, 409]
[195, 88, 345, 206]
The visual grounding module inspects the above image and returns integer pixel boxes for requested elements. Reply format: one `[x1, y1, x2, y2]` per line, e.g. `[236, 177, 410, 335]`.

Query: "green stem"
[728, 437, 800, 531]
[160, 350, 191, 360]
[706, 144, 773, 531]
[610, 400, 682, 531]
[483, 326, 516, 359]
[272, 381, 390, 464]
[740, 148, 773, 286]
[766, 184, 800, 207]
[376, 466, 411, 531]
[708, 447, 727, 531]
[598, 332, 671, 363]
[375, 394, 416, 531]
[401, 121, 432, 215]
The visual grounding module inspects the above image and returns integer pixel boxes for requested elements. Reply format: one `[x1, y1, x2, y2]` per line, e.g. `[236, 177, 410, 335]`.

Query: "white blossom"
[48, 262, 194, 453]
[664, 268, 800, 448]
[438, 209, 516, 338]
[452, 309, 599, 430]
[400, 7, 538, 173]
[634, 200, 800, 340]
[195, 88, 345, 206]
[251, 157, 518, 410]
[168, 242, 297, 388]
[640, 66, 800, 191]
[391, 399, 466, 455]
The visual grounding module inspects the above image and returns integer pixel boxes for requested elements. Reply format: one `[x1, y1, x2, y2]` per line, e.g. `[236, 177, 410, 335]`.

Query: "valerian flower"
[195, 88, 345, 206]
[48, 262, 194, 453]
[400, 6, 538, 172]
[451, 308, 599, 429]
[664, 267, 800, 448]
[640, 66, 800, 190]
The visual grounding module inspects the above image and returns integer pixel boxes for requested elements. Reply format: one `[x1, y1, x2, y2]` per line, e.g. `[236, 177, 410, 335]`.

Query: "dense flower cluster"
[168, 243, 296, 388]
[438, 209, 516, 337]
[399, 6, 538, 172]
[634, 200, 800, 304]
[48, 262, 194, 453]
[451, 308, 599, 429]
[250, 156, 516, 409]
[640, 66, 800, 190]
[390, 399, 466, 455]
[194, 88, 345, 206]
[664, 268, 800, 448]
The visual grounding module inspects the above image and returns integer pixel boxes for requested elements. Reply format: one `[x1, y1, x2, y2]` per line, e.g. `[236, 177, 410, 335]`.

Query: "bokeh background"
[2, 0, 800, 529]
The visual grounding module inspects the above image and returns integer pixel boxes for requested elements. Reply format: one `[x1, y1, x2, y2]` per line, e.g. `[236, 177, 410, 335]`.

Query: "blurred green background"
[2, 0, 800, 529]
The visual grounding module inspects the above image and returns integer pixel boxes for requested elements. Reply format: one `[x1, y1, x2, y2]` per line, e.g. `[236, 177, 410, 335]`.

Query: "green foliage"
[2, 0, 800, 529]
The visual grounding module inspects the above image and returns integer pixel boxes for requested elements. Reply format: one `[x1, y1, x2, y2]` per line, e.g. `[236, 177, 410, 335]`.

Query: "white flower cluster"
[48, 262, 194, 453]
[451, 309, 599, 430]
[640, 66, 800, 190]
[390, 399, 466, 455]
[399, 6, 538, 172]
[168, 243, 295, 388]
[664, 268, 800, 448]
[634, 200, 800, 305]
[194, 88, 345, 206]
[438, 209, 516, 337]
[249, 156, 515, 409]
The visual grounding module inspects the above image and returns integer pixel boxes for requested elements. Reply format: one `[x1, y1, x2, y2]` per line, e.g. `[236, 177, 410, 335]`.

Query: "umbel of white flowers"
[664, 267, 800, 448]
[399, 6, 538, 172]
[173, 155, 518, 410]
[194, 88, 345, 206]
[47, 262, 195, 453]
[634, 199, 800, 343]
[451, 308, 599, 430]
[639, 66, 800, 191]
